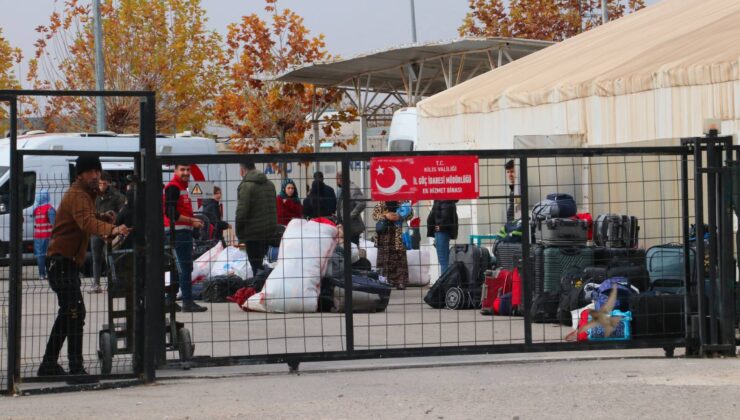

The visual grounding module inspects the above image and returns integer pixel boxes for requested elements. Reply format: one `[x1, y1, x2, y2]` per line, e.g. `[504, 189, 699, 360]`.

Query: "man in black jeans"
[235, 162, 277, 272]
[38, 155, 131, 383]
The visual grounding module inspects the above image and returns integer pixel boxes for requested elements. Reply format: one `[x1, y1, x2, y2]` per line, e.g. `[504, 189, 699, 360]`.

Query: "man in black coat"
[426, 200, 459, 273]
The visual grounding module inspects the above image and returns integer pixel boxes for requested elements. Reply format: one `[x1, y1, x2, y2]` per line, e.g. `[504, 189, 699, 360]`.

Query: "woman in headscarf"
[372, 201, 413, 289]
[276, 178, 303, 225]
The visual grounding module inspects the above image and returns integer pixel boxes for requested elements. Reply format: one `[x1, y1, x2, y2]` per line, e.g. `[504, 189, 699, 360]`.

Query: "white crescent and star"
[375, 165, 408, 195]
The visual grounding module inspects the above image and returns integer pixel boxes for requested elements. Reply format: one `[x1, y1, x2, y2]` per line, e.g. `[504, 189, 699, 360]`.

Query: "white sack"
[245, 219, 337, 313]
[210, 246, 252, 280]
[406, 249, 431, 286]
[359, 238, 377, 268]
[191, 242, 225, 283]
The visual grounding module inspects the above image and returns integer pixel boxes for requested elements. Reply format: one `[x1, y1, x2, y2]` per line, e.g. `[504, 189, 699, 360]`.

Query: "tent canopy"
[417, 0, 740, 149]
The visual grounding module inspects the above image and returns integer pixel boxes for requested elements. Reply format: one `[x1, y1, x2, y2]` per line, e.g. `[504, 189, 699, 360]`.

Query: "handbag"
[376, 219, 389, 234]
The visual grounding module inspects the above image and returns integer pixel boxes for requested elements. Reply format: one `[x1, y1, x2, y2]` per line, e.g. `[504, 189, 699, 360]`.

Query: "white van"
[387, 107, 418, 152]
[0, 132, 220, 260]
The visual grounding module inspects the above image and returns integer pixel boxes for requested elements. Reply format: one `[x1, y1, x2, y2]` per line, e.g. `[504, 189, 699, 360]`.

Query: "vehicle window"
[0, 171, 37, 214]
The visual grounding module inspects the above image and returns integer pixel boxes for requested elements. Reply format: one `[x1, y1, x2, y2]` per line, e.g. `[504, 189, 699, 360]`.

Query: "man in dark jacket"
[303, 171, 336, 219]
[426, 200, 459, 273]
[90, 171, 125, 293]
[336, 171, 366, 245]
[235, 162, 277, 272]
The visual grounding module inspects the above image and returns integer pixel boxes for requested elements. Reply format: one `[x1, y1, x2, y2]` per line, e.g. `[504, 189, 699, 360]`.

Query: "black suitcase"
[607, 262, 650, 293]
[540, 246, 594, 293]
[593, 247, 647, 268]
[582, 266, 607, 284]
[629, 293, 685, 338]
[594, 214, 639, 248]
[535, 217, 588, 246]
[449, 244, 489, 290]
[531, 244, 546, 295]
[493, 241, 522, 271]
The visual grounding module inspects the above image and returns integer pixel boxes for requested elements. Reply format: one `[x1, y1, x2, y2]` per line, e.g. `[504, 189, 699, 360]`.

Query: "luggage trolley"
[98, 244, 194, 374]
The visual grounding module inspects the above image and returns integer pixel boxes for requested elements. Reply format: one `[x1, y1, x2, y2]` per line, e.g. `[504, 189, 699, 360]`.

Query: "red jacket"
[163, 175, 194, 229]
[276, 196, 303, 226]
[33, 203, 54, 239]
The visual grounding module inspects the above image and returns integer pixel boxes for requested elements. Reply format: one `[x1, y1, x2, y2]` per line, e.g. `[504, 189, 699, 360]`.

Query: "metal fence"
[1, 89, 737, 394]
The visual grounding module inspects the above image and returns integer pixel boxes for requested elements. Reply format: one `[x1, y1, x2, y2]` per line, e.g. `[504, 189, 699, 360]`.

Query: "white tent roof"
[417, 0, 740, 149]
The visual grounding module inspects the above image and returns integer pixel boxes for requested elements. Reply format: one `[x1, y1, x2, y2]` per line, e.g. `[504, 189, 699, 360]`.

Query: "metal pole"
[409, 0, 417, 43]
[6, 96, 21, 394]
[706, 143, 719, 345]
[693, 140, 707, 354]
[519, 157, 532, 346]
[601, 0, 609, 23]
[341, 158, 354, 353]
[93, 0, 106, 132]
[680, 152, 693, 352]
[141, 95, 161, 382]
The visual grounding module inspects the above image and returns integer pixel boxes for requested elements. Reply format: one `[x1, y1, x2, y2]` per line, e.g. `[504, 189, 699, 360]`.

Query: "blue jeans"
[34, 238, 49, 278]
[435, 231, 451, 273]
[167, 230, 194, 302]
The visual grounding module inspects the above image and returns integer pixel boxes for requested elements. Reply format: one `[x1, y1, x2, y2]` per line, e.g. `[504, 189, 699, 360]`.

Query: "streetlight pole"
[410, 0, 417, 43]
[93, 0, 106, 132]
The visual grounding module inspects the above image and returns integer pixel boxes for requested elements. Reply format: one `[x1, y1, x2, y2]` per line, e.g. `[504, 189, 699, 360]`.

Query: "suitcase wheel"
[445, 287, 467, 310]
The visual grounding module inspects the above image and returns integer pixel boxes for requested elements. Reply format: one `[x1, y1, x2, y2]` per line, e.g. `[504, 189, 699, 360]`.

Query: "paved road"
[3, 350, 740, 419]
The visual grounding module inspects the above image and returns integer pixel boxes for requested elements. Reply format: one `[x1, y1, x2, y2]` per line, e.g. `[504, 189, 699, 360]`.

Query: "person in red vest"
[33, 189, 56, 280]
[163, 164, 207, 313]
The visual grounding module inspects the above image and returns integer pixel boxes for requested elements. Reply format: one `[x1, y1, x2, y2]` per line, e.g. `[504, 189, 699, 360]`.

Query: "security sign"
[370, 156, 479, 201]
[189, 181, 214, 199]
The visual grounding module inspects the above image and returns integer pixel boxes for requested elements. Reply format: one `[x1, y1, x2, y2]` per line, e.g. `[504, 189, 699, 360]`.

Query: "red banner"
[370, 155, 479, 201]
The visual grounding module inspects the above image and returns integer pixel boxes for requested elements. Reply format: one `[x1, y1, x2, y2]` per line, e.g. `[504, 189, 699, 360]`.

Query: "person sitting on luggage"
[373, 201, 412, 290]
[201, 185, 231, 243]
[276, 178, 303, 225]
[426, 200, 458, 273]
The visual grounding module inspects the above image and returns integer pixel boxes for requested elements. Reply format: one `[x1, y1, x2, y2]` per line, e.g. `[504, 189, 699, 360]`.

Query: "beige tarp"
[417, 0, 740, 149]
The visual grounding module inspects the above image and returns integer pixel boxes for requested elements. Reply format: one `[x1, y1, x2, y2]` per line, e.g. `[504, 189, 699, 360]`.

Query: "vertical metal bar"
[341, 158, 354, 353]
[93, 0, 106, 131]
[693, 140, 707, 352]
[140, 95, 161, 382]
[519, 157, 532, 345]
[132, 151, 144, 375]
[6, 97, 20, 394]
[680, 152, 693, 347]
[719, 138, 735, 353]
[706, 143, 719, 345]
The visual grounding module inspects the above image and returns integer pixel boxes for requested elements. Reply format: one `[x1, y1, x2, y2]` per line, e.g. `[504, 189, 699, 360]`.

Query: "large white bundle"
[359, 238, 377, 268]
[245, 219, 337, 313]
[406, 249, 430, 286]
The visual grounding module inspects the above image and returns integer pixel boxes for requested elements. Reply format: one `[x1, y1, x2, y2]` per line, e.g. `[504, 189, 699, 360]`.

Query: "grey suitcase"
[493, 241, 522, 271]
[594, 214, 639, 248]
[535, 217, 588, 246]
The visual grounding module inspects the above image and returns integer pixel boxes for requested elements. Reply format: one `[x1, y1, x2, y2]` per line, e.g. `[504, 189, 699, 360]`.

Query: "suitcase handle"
[559, 247, 584, 256]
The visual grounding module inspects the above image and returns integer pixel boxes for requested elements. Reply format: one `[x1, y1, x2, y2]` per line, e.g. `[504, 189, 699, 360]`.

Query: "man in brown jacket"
[37, 155, 131, 383]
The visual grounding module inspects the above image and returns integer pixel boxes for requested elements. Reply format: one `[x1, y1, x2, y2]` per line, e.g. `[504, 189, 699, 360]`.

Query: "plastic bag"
[210, 246, 252, 280]
[191, 241, 225, 283]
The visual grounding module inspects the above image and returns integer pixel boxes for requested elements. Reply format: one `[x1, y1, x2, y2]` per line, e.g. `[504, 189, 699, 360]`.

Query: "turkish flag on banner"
[370, 156, 479, 201]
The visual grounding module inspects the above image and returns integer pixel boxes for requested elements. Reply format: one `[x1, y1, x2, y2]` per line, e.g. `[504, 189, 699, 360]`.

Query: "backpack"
[424, 262, 466, 309]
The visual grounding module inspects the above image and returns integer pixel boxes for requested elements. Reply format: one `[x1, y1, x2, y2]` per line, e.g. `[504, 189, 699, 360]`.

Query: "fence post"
[519, 156, 532, 346]
[341, 157, 354, 353]
[140, 94, 162, 382]
[719, 138, 736, 355]
[6, 96, 21, 394]
[680, 152, 695, 354]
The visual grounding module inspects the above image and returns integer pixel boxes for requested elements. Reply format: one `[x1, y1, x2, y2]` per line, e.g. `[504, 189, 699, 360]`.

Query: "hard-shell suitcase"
[531, 291, 560, 323]
[493, 241, 522, 271]
[449, 243, 489, 292]
[646, 244, 696, 292]
[593, 247, 647, 268]
[628, 293, 685, 338]
[330, 274, 392, 313]
[531, 244, 546, 294]
[481, 269, 513, 314]
[541, 246, 594, 293]
[594, 214, 639, 248]
[535, 217, 589, 246]
[606, 262, 650, 293]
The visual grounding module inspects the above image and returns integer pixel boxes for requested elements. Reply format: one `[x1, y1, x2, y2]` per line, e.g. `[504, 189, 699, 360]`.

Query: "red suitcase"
[481, 269, 513, 315]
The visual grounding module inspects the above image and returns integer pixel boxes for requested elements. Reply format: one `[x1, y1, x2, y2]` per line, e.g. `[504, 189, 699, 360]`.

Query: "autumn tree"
[0, 27, 23, 134]
[215, 0, 355, 154]
[28, 0, 223, 134]
[460, 0, 646, 42]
